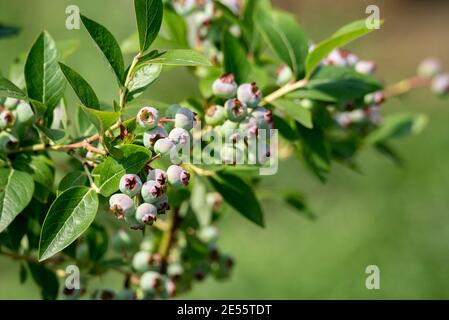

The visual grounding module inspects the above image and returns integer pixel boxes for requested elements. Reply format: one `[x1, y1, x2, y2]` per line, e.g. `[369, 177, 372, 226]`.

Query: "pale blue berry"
[147, 169, 168, 186]
[237, 82, 262, 108]
[141, 180, 163, 203]
[212, 74, 237, 98]
[135, 203, 158, 225]
[276, 65, 294, 86]
[143, 126, 167, 148]
[355, 60, 376, 75]
[109, 193, 135, 219]
[205, 105, 226, 126]
[169, 127, 191, 146]
[167, 165, 190, 187]
[14, 101, 34, 124]
[432, 73, 449, 96]
[225, 98, 247, 122]
[137, 106, 159, 130]
[219, 119, 239, 136]
[3, 97, 18, 108]
[418, 58, 441, 78]
[140, 271, 160, 294]
[132, 251, 151, 273]
[119, 174, 142, 197]
[154, 137, 175, 156]
[174, 107, 195, 130]
[155, 194, 170, 214]
[0, 132, 18, 152]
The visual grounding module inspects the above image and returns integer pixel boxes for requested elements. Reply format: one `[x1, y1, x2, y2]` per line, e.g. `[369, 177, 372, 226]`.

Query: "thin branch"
[383, 76, 431, 98]
[158, 207, 181, 274]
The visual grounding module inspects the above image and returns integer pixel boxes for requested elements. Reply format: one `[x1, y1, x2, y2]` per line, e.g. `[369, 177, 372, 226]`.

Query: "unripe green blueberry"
[140, 271, 161, 294]
[251, 107, 273, 129]
[135, 203, 158, 225]
[160, 278, 176, 299]
[143, 126, 168, 148]
[364, 91, 385, 105]
[213, 254, 234, 280]
[167, 165, 190, 187]
[119, 174, 142, 197]
[169, 127, 191, 146]
[276, 64, 294, 86]
[124, 214, 145, 230]
[61, 287, 82, 300]
[0, 110, 16, 129]
[355, 60, 376, 75]
[141, 180, 163, 203]
[212, 74, 237, 98]
[112, 229, 132, 252]
[154, 137, 175, 156]
[14, 101, 34, 124]
[137, 106, 160, 130]
[198, 226, 220, 243]
[132, 251, 151, 273]
[432, 74, 449, 96]
[174, 107, 195, 130]
[165, 104, 182, 119]
[221, 144, 241, 165]
[237, 82, 262, 108]
[205, 105, 226, 126]
[140, 237, 155, 252]
[147, 169, 168, 186]
[225, 98, 247, 122]
[155, 194, 170, 214]
[418, 58, 441, 78]
[109, 193, 135, 219]
[219, 119, 239, 136]
[0, 132, 18, 152]
[167, 263, 184, 279]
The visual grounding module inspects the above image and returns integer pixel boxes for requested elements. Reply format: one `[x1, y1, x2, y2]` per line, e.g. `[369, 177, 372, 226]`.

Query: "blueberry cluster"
[417, 58, 449, 97]
[206, 74, 275, 165]
[122, 226, 233, 299]
[108, 106, 194, 230]
[0, 98, 34, 152]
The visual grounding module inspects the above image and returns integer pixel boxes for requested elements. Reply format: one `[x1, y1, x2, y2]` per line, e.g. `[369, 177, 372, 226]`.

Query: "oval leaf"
[25, 31, 66, 113]
[134, 0, 163, 52]
[38, 187, 99, 261]
[143, 49, 211, 66]
[81, 15, 125, 85]
[271, 98, 313, 129]
[0, 169, 35, 232]
[223, 31, 250, 84]
[80, 105, 120, 133]
[0, 76, 27, 100]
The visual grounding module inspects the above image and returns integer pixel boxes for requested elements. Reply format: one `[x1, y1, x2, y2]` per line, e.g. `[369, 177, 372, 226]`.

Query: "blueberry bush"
[0, 0, 447, 300]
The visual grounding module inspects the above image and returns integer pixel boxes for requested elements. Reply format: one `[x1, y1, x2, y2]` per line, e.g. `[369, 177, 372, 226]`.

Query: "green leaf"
[223, 31, 250, 84]
[92, 144, 151, 197]
[284, 192, 316, 220]
[287, 89, 337, 103]
[191, 177, 212, 227]
[81, 15, 125, 85]
[126, 64, 162, 102]
[307, 66, 382, 106]
[28, 262, 59, 300]
[134, 0, 163, 52]
[58, 171, 89, 194]
[29, 155, 54, 203]
[25, 31, 66, 113]
[142, 49, 212, 66]
[296, 123, 330, 182]
[256, 10, 309, 77]
[0, 76, 27, 100]
[365, 114, 428, 145]
[271, 98, 313, 129]
[59, 63, 100, 109]
[305, 19, 384, 77]
[209, 172, 264, 227]
[38, 186, 99, 261]
[36, 126, 66, 142]
[0, 169, 34, 233]
[80, 105, 120, 133]
[86, 223, 109, 261]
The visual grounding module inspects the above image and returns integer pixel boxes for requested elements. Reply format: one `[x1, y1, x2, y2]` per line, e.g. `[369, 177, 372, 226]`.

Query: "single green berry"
[132, 251, 151, 273]
[219, 119, 239, 136]
[119, 174, 142, 197]
[112, 229, 132, 252]
[205, 105, 226, 126]
[14, 101, 34, 124]
[109, 193, 135, 219]
[143, 126, 168, 148]
[141, 180, 163, 203]
[237, 82, 262, 108]
[140, 271, 161, 294]
[212, 74, 237, 98]
[225, 98, 247, 122]
[155, 194, 170, 214]
[137, 106, 160, 130]
[276, 64, 294, 86]
[167, 165, 190, 187]
[432, 74, 449, 96]
[135, 203, 158, 225]
[355, 60, 376, 75]
[3, 97, 18, 108]
[0, 132, 18, 152]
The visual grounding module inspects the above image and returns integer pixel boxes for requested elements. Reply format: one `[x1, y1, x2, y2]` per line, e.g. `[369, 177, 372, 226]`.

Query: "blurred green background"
[1, 0, 449, 299]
